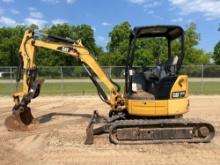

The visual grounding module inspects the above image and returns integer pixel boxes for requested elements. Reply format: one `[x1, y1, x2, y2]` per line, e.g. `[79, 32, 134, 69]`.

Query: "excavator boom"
[5, 30, 125, 131]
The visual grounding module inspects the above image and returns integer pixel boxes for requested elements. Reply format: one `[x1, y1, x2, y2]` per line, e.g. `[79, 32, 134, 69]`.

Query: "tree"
[36, 23, 76, 66]
[73, 24, 100, 56]
[0, 23, 101, 66]
[100, 22, 132, 66]
[0, 26, 27, 66]
[181, 23, 211, 65]
[213, 41, 220, 64]
[36, 23, 100, 66]
[107, 21, 131, 53]
[102, 22, 210, 66]
[0, 22, 211, 67]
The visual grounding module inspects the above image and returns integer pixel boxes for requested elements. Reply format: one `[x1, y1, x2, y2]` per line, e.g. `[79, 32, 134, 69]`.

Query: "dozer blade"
[4, 107, 38, 131]
[85, 111, 111, 145]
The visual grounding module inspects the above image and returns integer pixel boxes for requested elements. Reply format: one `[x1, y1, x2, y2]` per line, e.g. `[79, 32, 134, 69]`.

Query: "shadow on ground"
[37, 112, 92, 124]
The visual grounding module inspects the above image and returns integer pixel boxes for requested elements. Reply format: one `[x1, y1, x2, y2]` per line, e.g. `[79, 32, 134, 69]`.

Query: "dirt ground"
[0, 96, 220, 165]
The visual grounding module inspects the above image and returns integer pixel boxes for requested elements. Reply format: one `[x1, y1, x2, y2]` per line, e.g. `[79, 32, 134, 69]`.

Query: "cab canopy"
[131, 25, 184, 40]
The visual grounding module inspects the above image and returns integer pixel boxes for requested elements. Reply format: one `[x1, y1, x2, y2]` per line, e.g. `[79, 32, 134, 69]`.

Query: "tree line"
[0, 22, 219, 67]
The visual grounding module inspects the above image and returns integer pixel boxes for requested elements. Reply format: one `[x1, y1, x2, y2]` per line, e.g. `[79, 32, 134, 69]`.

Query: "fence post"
[201, 64, 204, 93]
[60, 66, 63, 96]
[109, 66, 112, 78]
[10, 67, 13, 93]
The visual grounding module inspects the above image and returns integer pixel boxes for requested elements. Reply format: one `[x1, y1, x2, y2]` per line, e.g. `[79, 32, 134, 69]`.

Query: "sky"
[0, 0, 219, 52]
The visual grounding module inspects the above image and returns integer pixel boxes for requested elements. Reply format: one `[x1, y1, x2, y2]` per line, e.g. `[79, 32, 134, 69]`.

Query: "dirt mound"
[0, 96, 220, 165]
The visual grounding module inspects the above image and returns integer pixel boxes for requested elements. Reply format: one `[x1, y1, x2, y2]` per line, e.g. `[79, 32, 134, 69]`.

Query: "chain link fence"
[0, 65, 220, 95]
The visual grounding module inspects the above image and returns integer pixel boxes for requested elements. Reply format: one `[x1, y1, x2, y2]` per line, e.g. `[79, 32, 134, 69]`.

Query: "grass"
[0, 81, 220, 96]
[189, 82, 220, 95]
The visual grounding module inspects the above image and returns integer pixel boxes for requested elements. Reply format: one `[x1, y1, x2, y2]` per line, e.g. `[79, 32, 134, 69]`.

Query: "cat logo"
[57, 46, 73, 53]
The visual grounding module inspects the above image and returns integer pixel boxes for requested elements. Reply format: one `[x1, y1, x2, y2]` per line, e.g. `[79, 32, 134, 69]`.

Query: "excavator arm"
[15, 30, 124, 109]
[5, 30, 125, 131]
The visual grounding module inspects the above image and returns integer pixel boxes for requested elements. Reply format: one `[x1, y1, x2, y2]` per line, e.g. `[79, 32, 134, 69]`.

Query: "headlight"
[172, 91, 186, 98]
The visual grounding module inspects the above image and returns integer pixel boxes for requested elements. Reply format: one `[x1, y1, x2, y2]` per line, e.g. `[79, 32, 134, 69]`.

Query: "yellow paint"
[14, 30, 125, 110]
[128, 98, 188, 116]
[127, 75, 189, 117]
[155, 100, 168, 115]
[170, 75, 189, 98]
[128, 100, 155, 115]
[168, 98, 189, 115]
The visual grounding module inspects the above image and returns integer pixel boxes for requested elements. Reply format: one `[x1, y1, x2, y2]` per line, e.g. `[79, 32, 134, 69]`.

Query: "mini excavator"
[5, 25, 215, 144]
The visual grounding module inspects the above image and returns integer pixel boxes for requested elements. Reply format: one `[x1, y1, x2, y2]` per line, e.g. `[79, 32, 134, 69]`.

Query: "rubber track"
[109, 118, 215, 144]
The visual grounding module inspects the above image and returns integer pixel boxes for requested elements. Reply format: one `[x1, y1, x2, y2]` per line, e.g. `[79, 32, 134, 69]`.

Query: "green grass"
[0, 81, 219, 96]
[189, 82, 220, 95]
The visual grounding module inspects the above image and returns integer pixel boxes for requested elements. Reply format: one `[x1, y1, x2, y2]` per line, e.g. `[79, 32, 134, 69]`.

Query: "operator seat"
[155, 55, 179, 99]
[144, 55, 178, 81]
[165, 55, 178, 76]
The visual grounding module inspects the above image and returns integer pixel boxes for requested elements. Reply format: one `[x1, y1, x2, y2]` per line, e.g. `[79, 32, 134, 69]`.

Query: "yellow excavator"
[5, 25, 215, 144]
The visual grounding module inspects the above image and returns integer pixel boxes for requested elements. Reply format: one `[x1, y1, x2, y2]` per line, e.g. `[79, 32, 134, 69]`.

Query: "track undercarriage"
[85, 111, 215, 145]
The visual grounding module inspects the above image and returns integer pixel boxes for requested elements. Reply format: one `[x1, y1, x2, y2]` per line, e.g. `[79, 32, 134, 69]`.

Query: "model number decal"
[172, 91, 186, 98]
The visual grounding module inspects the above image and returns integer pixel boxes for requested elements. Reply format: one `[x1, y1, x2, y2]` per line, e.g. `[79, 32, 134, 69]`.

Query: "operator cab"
[125, 25, 184, 100]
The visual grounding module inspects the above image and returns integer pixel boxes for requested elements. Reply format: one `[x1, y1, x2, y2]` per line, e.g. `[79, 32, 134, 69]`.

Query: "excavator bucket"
[5, 107, 38, 131]
[5, 79, 44, 131]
